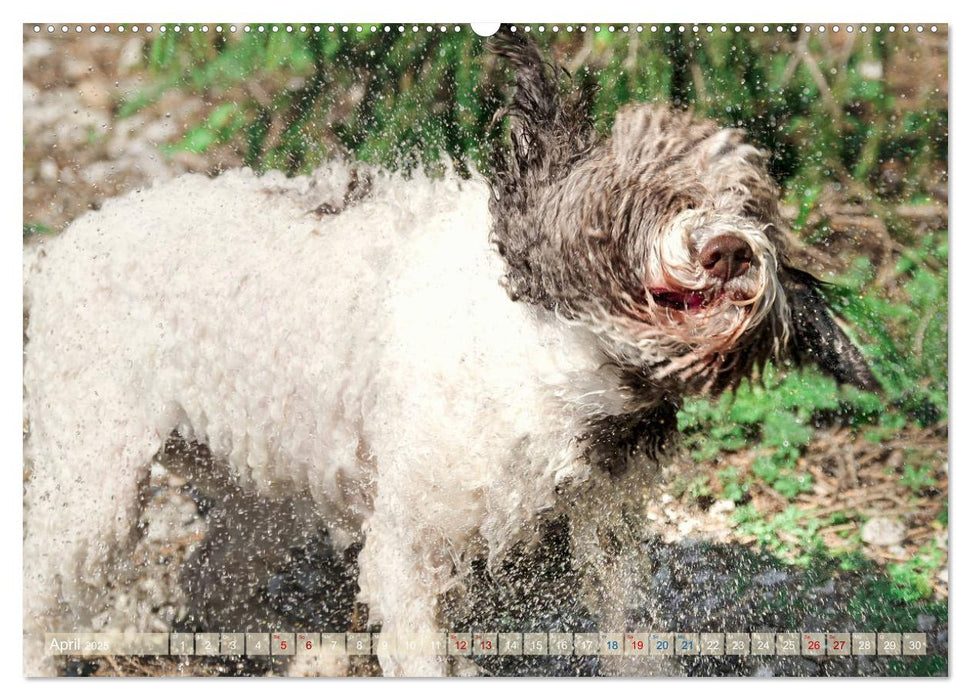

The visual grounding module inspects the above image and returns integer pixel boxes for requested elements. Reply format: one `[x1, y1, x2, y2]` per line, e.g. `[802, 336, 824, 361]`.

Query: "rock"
[22, 37, 54, 67]
[677, 518, 698, 536]
[39, 159, 59, 181]
[859, 60, 883, 81]
[886, 449, 904, 470]
[811, 579, 837, 596]
[118, 37, 145, 72]
[861, 516, 906, 546]
[753, 569, 789, 587]
[77, 78, 114, 111]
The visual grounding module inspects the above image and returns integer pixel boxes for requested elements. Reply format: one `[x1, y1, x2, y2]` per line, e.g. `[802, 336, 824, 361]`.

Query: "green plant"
[824, 240, 948, 426]
[126, 26, 946, 195]
[733, 505, 827, 565]
[679, 364, 883, 500]
[23, 223, 54, 236]
[716, 467, 747, 503]
[900, 464, 936, 494]
[886, 544, 945, 603]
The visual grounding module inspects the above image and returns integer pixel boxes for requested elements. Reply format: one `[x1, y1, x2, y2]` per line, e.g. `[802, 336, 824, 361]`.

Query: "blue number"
[607, 640, 618, 650]
[656, 640, 669, 651]
[680, 640, 693, 650]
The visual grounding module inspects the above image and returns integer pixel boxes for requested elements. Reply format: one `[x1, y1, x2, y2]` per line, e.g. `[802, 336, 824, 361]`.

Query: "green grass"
[23, 223, 55, 236]
[125, 26, 947, 189]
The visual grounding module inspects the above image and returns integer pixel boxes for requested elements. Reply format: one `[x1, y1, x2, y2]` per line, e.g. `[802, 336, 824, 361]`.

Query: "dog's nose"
[699, 235, 753, 281]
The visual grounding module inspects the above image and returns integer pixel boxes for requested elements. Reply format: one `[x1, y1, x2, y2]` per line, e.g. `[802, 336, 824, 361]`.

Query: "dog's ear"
[489, 26, 595, 187]
[781, 266, 881, 392]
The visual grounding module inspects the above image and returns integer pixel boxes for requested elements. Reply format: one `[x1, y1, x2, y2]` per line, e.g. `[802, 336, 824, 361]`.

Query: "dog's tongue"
[649, 288, 708, 310]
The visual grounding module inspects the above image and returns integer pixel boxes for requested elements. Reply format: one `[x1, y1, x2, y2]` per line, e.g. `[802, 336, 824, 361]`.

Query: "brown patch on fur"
[307, 168, 374, 218]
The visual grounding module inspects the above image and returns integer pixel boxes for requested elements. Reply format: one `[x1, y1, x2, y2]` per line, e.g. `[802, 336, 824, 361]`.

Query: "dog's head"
[489, 30, 878, 398]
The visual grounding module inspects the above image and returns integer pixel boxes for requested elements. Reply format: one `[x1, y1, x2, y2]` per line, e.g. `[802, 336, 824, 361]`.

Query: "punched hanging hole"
[471, 22, 501, 37]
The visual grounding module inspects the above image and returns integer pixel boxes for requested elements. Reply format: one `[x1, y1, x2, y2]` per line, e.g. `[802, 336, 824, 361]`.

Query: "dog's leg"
[356, 502, 452, 677]
[286, 654, 351, 678]
[23, 368, 166, 676]
[592, 546, 677, 676]
[570, 485, 679, 677]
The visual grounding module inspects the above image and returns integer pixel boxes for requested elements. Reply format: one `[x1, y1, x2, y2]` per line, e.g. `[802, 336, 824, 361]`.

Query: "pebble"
[709, 499, 735, 516]
[861, 516, 906, 546]
[859, 60, 884, 81]
[677, 518, 698, 536]
[753, 569, 789, 587]
[77, 78, 114, 111]
[39, 159, 59, 181]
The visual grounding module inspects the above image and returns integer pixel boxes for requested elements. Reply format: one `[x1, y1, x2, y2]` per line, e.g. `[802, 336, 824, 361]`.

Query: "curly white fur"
[23, 163, 660, 676]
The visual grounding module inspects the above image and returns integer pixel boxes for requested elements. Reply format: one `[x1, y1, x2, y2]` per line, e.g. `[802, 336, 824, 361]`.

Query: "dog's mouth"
[648, 287, 723, 311]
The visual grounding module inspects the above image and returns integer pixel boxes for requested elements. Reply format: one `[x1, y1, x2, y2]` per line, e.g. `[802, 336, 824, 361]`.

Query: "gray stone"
[861, 517, 906, 546]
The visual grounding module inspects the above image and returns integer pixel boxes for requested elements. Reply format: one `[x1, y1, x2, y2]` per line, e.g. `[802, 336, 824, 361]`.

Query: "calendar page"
[22, 21, 948, 678]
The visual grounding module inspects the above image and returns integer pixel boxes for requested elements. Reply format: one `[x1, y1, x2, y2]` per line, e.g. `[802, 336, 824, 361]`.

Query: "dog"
[22, 33, 877, 677]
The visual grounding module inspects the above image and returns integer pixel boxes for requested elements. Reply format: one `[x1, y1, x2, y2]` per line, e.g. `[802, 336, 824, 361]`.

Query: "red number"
[632, 640, 643, 650]
[808, 640, 820, 650]
[483, 640, 493, 650]
[833, 640, 845, 650]
[457, 640, 467, 650]
[305, 641, 313, 650]
[280, 640, 287, 650]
